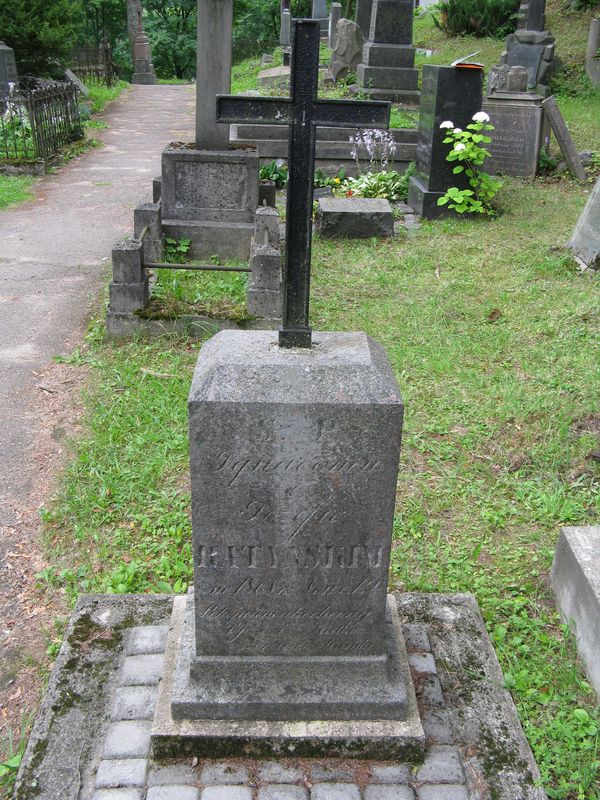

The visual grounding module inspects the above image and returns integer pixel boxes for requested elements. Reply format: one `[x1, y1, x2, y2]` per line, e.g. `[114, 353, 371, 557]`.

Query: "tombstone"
[280, 8, 291, 46]
[131, 28, 157, 84]
[329, 2, 342, 49]
[586, 19, 600, 88]
[160, 0, 259, 260]
[64, 68, 90, 97]
[355, 0, 420, 105]
[355, 0, 374, 39]
[0, 40, 19, 100]
[153, 21, 424, 757]
[567, 177, 600, 270]
[497, 0, 555, 96]
[329, 19, 364, 83]
[312, 0, 329, 35]
[482, 90, 545, 178]
[316, 196, 394, 238]
[407, 64, 484, 219]
[506, 64, 528, 92]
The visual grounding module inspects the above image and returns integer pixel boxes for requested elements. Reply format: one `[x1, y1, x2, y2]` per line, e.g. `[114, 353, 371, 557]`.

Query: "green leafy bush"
[345, 163, 415, 202]
[433, 0, 520, 38]
[259, 159, 288, 187]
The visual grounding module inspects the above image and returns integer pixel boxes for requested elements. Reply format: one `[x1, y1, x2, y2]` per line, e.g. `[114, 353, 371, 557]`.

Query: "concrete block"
[257, 762, 304, 784]
[95, 759, 148, 788]
[200, 763, 249, 784]
[316, 197, 394, 239]
[126, 625, 169, 656]
[421, 709, 453, 745]
[119, 653, 164, 686]
[408, 652, 437, 674]
[247, 288, 282, 320]
[364, 787, 415, 800]
[416, 787, 468, 800]
[134, 202, 163, 263]
[258, 787, 308, 800]
[110, 686, 158, 721]
[148, 762, 199, 786]
[102, 721, 152, 759]
[254, 205, 281, 247]
[551, 526, 600, 694]
[112, 240, 145, 285]
[249, 245, 281, 292]
[402, 623, 430, 652]
[92, 791, 143, 800]
[201, 788, 253, 800]
[109, 279, 149, 314]
[147, 788, 200, 800]
[311, 763, 355, 781]
[311, 785, 361, 800]
[416, 746, 464, 784]
[369, 764, 411, 783]
[153, 176, 162, 203]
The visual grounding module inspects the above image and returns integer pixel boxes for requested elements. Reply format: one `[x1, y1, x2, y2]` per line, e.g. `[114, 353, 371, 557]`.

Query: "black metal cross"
[216, 19, 390, 348]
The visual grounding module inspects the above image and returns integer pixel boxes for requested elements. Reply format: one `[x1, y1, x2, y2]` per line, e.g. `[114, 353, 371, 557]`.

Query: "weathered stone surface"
[200, 763, 249, 784]
[408, 65, 483, 219]
[92, 791, 143, 800]
[110, 686, 158, 721]
[254, 204, 281, 247]
[170, 330, 410, 721]
[0, 40, 18, 95]
[369, 764, 411, 783]
[102, 721, 152, 759]
[329, 19, 364, 82]
[355, 0, 374, 39]
[416, 746, 464, 784]
[416, 787, 468, 800]
[364, 787, 415, 800]
[126, 625, 170, 655]
[505, 65, 528, 92]
[95, 759, 148, 788]
[542, 95, 587, 180]
[482, 94, 544, 178]
[280, 9, 291, 47]
[258, 65, 291, 91]
[202, 788, 252, 800]
[369, 0, 413, 44]
[134, 202, 163, 262]
[161, 146, 259, 224]
[312, 785, 361, 800]
[316, 197, 394, 238]
[120, 653, 164, 686]
[109, 278, 149, 314]
[258, 787, 308, 800]
[568, 176, 600, 269]
[195, 0, 231, 149]
[146, 788, 199, 800]
[551, 527, 600, 694]
[257, 762, 305, 783]
[112, 240, 145, 285]
[506, 42, 544, 86]
[329, 3, 342, 49]
[148, 763, 199, 786]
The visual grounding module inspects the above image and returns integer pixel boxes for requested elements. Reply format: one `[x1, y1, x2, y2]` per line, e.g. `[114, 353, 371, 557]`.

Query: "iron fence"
[0, 81, 83, 162]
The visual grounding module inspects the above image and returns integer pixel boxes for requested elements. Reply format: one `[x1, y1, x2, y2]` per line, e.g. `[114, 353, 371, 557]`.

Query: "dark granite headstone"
[407, 65, 483, 219]
[355, 0, 374, 39]
[525, 0, 546, 32]
[506, 42, 544, 87]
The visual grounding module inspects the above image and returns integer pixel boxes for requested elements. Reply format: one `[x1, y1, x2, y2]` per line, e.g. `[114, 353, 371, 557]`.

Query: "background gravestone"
[496, 0, 555, 96]
[355, 0, 420, 105]
[408, 64, 484, 219]
[586, 18, 600, 88]
[329, 2, 342, 49]
[312, 0, 329, 34]
[0, 41, 19, 100]
[355, 0, 374, 39]
[330, 19, 364, 83]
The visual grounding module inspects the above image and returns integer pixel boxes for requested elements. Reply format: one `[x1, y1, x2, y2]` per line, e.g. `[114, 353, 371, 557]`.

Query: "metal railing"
[0, 81, 83, 162]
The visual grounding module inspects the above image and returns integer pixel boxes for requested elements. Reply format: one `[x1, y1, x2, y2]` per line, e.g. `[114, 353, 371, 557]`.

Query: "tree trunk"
[127, 0, 143, 63]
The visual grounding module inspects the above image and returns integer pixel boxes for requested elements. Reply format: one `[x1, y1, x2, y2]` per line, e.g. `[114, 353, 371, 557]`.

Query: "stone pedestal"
[355, 0, 420, 105]
[161, 145, 259, 260]
[482, 91, 546, 177]
[500, 29, 555, 96]
[156, 329, 424, 755]
[131, 31, 156, 85]
[408, 65, 483, 219]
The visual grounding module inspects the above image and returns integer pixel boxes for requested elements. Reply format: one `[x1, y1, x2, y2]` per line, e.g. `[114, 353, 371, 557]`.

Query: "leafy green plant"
[433, 0, 520, 38]
[346, 164, 415, 202]
[259, 159, 288, 188]
[0, 713, 32, 794]
[539, 149, 560, 173]
[314, 167, 347, 189]
[438, 112, 503, 215]
[164, 237, 191, 263]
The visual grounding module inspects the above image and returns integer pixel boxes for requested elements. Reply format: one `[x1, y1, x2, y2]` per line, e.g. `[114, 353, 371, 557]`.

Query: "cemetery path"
[0, 84, 194, 753]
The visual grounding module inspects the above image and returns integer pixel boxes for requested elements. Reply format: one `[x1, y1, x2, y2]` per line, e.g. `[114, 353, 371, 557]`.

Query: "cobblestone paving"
[91, 623, 472, 800]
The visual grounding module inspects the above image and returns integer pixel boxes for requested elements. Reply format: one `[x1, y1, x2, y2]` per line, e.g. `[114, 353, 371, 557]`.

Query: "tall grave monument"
[160, 0, 259, 259]
[354, 0, 420, 105]
[497, 0, 555, 96]
[154, 19, 424, 758]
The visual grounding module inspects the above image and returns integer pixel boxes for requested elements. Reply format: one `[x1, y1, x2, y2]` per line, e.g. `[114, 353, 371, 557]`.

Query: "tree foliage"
[0, 0, 83, 77]
[144, 0, 197, 79]
[433, 0, 520, 38]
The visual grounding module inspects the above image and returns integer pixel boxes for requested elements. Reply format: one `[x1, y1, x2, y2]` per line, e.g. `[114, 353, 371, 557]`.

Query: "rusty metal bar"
[146, 262, 252, 273]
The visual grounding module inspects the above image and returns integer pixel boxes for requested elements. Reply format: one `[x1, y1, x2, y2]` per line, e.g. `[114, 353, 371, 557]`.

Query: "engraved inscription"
[196, 543, 384, 570]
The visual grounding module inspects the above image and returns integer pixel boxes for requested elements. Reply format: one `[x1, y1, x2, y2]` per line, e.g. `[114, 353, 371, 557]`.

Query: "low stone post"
[329, 3, 342, 49]
[108, 239, 150, 317]
[247, 206, 282, 320]
[586, 18, 600, 61]
[134, 202, 163, 263]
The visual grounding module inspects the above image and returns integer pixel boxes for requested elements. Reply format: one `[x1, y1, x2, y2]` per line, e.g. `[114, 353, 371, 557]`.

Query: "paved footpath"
[0, 85, 193, 745]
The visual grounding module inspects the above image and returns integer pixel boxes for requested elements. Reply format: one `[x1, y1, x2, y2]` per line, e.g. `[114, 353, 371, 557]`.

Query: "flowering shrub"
[437, 111, 503, 216]
[345, 163, 415, 202]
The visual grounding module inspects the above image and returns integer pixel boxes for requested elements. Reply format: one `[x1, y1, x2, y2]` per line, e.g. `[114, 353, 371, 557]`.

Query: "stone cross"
[196, 0, 232, 150]
[217, 19, 390, 348]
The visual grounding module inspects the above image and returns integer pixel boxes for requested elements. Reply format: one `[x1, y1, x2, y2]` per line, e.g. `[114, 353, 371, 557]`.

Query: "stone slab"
[154, 596, 424, 758]
[482, 96, 544, 177]
[567, 176, 600, 270]
[316, 197, 394, 238]
[551, 527, 600, 695]
[357, 65, 418, 90]
[258, 66, 291, 91]
[161, 220, 254, 261]
[16, 593, 545, 799]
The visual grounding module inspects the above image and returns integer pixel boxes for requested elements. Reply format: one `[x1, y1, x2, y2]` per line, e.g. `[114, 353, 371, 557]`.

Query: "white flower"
[454, 143, 466, 151]
[440, 120, 454, 129]
[453, 127, 462, 134]
[472, 111, 490, 123]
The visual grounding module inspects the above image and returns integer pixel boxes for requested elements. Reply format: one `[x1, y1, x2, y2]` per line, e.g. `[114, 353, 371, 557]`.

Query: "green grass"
[158, 78, 192, 85]
[87, 79, 130, 114]
[145, 268, 250, 321]
[0, 175, 34, 209]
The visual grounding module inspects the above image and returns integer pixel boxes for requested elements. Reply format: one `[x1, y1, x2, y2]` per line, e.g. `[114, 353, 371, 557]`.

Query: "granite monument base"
[482, 92, 545, 177]
[161, 144, 259, 260]
[406, 175, 447, 220]
[168, 592, 413, 723]
[350, 83, 420, 105]
[153, 594, 424, 759]
[132, 71, 157, 85]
